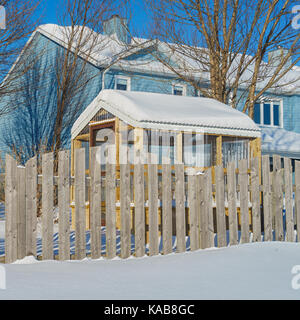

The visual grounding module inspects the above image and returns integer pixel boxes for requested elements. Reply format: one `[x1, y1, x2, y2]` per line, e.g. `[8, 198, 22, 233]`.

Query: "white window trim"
[172, 83, 187, 96]
[256, 98, 283, 128]
[115, 75, 131, 91]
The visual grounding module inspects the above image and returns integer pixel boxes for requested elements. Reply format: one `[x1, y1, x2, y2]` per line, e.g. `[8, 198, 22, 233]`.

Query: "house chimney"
[268, 46, 292, 69]
[103, 14, 130, 44]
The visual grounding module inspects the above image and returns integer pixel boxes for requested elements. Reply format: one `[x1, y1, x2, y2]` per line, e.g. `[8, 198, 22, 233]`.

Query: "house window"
[253, 100, 282, 127]
[115, 76, 131, 91]
[173, 84, 186, 96]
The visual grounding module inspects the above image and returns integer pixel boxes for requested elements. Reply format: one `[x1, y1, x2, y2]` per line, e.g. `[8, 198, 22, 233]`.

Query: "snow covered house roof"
[261, 127, 300, 159]
[71, 90, 261, 139]
[35, 24, 300, 95]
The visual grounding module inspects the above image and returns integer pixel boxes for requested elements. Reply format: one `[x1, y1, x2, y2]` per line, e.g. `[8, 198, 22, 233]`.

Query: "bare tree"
[143, 0, 300, 117]
[0, 0, 41, 115]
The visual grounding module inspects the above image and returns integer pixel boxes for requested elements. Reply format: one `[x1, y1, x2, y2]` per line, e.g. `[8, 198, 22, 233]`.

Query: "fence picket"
[106, 162, 116, 259]
[120, 163, 131, 259]
[272, 155, 284, 241]
[25, 156, 37, 257]
[188, 169, 199, 251]
[42, 152, 54, 260]
[251, 157, 261, 242]
[5, 155, 18, 263]
[205, 169, 214, 248]
[227, 162, 238, 245]
[90, 147, 102, 259]
[198, 173, 207, 249]
[284, 157, 294, 242]
[57, 151, 70, 260]
[148, 163, 159, 256]
[134, 161, 145, 257]
[239, 159, 249, 244]
[162, 163, 173, 255]
[295, 161, 300, 242]
[175, 164, 186, 253]
[17, 167, 26, 260]
[215, 165, 226, 247]
[262, 156, 272, 241]
[75, 148, 86, 260]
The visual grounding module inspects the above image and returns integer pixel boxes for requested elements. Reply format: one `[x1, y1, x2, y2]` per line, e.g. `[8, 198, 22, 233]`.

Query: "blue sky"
[37, 0, 149, 36]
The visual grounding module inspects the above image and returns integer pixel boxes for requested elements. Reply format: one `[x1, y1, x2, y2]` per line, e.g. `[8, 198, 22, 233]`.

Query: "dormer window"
[115, 76, 131, 91]
[253, 99, 282, 127]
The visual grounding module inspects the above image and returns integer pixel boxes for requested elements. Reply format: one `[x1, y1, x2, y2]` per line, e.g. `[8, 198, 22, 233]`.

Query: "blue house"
[1, 14, 300, 164]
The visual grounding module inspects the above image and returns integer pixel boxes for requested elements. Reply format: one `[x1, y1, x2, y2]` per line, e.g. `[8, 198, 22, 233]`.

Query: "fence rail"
[4, 150, 300, 263]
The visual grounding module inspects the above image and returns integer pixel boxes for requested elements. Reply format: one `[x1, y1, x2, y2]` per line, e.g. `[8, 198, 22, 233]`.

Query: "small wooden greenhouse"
[70, 89, 261, 229]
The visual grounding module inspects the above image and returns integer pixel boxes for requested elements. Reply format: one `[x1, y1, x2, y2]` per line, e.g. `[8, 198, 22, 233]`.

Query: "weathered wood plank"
[272, 155, 284, 241]
[198, 173, 207, 249]
[134, 161, 145, 257]
[162, 163, 173, 255]
[25, 156, 37, 257]
[17, 166, 26, 260]
[5, 155, 18, 263]
[215, 165, 226, 247]
[238, 159, 250, 244]
[175, 164, 186, 253]
[227, 162, 238, 246]
[106, 163, 116, 259]
[58, 150, 70, 261]
[188, 168, 199, 251]
[148, 163, 159, 256]
[42, 152, 54, 260]
[251, 157, 261, 242]
[205, 169, 214, 248]
[284, 157, 294, 242]
[120, 163, 131, 259]
[75, 148, 86, 260]
[295, 160, 300, 242]
[90, 147, 102, 259]
[262, 155, 272, 241]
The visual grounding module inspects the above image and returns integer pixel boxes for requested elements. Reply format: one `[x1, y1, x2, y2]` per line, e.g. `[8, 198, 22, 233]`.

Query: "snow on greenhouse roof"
[71, 90, 261, 139]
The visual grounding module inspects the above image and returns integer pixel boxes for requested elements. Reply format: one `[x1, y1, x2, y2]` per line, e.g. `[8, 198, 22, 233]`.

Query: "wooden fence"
[4, 149, 300, 263]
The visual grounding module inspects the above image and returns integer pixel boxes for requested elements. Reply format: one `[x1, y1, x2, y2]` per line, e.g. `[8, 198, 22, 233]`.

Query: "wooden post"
[17, 166, 26, 260]
[25, 156, 37, 257]
[238, 159, 249, 244]
[120, 163, 131, 258]
[215, 165, 226, 247]
[262, 155, 272, 241]
[58, 150, 70, 261]
[284, 157, 294, 242]
[227, 162, 238, 245]
[5, 155, 18, 263]
[148, 163, 159, 256]
[216, 136, 223, 166]
[75, 148, 86, 260]
[42, 152, 54, 260]
[175, 163, 186, 253]
[71, 139, 81, 230]
[272, 155, 284, 241]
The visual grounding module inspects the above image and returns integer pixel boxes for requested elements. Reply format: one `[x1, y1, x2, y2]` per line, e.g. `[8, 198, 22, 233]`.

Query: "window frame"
[254, 99, 283, 128]
[115, 75, 131, 91]
[172, 83, 187, 96]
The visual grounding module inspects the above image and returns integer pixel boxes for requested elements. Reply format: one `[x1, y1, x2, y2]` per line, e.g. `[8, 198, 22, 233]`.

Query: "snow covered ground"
[1, 242, 300, 300]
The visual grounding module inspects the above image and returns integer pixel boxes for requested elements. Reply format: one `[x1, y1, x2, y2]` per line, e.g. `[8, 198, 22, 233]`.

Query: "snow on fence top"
[71, 89, 261, 138]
